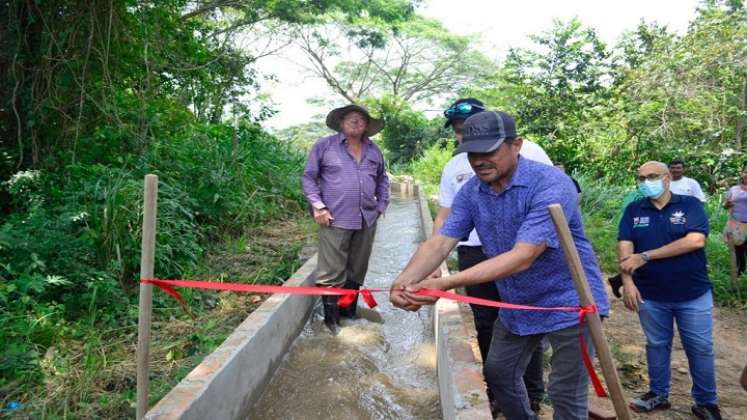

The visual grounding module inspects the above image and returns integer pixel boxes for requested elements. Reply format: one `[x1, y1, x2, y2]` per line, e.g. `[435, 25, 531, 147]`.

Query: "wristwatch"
[640, 252, 651, 262]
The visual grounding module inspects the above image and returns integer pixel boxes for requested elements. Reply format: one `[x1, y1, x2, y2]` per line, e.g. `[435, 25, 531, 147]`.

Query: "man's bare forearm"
[646, 233, 706, 260]
[431, 207, 450, 238]
[395, 235, 456, 286]
[442, 242, 545, 289]
[618, 241, 635, 284]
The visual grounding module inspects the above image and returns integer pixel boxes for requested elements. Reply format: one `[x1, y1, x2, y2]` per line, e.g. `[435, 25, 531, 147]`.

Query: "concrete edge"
[144, 255, 319, 420]
[411, 184, 492, 420]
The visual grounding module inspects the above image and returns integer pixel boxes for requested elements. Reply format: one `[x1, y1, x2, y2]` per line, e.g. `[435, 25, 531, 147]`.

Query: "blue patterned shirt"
[440, 157, 610, 335]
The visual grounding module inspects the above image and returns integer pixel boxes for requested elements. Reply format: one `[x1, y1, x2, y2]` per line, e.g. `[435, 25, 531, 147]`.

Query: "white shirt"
[669, 176, 706, 202]
[437, 139, 553, 247]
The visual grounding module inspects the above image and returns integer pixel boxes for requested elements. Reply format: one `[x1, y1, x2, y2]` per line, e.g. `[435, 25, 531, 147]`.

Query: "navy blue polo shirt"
[618, 194, 711, 302]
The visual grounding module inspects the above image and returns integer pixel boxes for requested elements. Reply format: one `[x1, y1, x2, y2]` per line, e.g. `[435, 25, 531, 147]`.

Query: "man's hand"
[426, 267, 442, 280]
[401, 277, 447, 307]
[725, 200, 735, 209]
[622, 281, 644, 312]
[620, 253, 647, 274]
[389, 283, 421, 311]
[312, 207, 333, 226]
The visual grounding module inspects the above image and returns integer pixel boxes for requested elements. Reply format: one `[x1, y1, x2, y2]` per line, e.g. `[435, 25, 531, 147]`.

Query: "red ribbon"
[140, 278, 606, 397]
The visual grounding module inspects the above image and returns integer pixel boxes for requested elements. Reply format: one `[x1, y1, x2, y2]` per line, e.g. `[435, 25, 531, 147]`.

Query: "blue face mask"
[639, 179, 665, 199]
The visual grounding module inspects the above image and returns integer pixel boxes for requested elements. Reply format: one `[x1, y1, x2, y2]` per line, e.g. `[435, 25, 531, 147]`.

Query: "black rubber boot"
[339, 281, 360, 319]
[322, 295, 340, 335]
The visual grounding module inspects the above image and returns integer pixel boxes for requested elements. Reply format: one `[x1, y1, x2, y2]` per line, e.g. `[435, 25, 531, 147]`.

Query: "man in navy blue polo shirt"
[618, 161, 720, 420]
[390, 111, 609, 420]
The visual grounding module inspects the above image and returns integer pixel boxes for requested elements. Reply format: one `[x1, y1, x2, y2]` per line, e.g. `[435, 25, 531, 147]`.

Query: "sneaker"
[629, 391, 671, 413]
[692, 404, 722, 420]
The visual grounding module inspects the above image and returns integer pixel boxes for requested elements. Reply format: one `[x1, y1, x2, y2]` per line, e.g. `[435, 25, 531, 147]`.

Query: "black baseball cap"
[455, 111, 517, 154]
[443, 98, 485, 128]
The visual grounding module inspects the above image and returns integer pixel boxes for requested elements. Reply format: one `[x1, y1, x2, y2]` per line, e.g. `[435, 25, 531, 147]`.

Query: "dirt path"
[468, 285, 747, 419]
[585, 290, 747, 419]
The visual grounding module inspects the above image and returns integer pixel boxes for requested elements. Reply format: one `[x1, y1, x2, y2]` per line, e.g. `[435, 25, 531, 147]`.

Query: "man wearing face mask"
[618, 161, 721, 420]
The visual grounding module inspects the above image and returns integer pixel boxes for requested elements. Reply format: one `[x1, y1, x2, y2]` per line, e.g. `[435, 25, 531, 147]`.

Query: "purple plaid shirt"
[302, 133, 390, 230]
[440, 157, 609, 335]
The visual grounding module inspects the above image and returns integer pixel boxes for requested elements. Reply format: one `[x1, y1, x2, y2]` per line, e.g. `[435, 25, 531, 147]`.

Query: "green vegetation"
[2, 0, 746, 417]
[1, 0, 415, 417]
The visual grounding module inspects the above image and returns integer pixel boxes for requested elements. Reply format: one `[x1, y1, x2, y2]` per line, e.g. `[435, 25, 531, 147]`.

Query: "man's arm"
[620, 232, 706, 274]
[618, 240, 643, 311]
[402, 242, 547, 306]
[374, 150, 390, 214]
[426, 207, 452, 278]
[390, 234, 459, 309]
[301, 142, 325, 210]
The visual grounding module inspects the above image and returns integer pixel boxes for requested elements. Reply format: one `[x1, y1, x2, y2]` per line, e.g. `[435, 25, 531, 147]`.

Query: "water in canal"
[251, 195, 441, 420]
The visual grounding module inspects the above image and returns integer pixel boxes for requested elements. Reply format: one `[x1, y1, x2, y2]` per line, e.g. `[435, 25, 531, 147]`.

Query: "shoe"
[629, 391, 671, 413]
[692, 404, 722, 420]
[339, 281, 360, 318]
[322, 295, 340, 335]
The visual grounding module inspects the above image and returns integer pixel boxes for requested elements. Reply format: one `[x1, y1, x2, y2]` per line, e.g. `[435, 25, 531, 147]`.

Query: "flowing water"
[251, 195, 441, 420]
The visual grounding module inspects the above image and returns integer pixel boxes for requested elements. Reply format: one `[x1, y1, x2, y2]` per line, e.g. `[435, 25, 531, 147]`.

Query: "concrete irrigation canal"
[144, 184, 491, 420]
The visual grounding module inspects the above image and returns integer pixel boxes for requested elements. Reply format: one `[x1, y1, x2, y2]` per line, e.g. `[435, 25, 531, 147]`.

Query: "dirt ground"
[468, 284, 747, 419]
[582, 289, 747, 420]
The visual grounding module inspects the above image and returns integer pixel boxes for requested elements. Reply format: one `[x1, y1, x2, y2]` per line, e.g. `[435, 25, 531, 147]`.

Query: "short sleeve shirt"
[438, 140, 553, 247]
[669, 177, 706, 202]
[618, 194, 711, 302]
[440, 158, 610, 335]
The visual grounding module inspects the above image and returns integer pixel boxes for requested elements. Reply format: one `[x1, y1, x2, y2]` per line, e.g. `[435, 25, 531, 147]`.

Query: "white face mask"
[639, 179, 665, 199]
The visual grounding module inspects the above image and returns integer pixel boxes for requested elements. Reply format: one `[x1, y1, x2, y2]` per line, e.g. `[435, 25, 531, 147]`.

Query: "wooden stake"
[548, 204, 631, 420]
[136, 175, 158, 419]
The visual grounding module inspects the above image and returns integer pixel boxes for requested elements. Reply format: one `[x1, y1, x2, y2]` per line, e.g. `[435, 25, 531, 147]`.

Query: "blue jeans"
[638, 290, 718, 405]
[484, 319, 594, 420]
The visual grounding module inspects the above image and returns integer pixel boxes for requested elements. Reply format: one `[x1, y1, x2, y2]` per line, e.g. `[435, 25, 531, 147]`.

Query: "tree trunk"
[736, 76, 746, 152]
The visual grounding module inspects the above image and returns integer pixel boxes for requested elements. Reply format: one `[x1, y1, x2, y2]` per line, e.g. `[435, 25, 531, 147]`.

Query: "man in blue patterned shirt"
[390, 111, 609, 420]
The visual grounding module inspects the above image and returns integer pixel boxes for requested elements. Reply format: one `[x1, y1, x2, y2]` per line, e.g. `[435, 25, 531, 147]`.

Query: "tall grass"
[0, 120, 309, 416]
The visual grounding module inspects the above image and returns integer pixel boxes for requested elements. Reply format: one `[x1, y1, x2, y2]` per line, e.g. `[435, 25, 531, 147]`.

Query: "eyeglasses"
[637, 173, 665, 182]
[444, 102, 485, 118]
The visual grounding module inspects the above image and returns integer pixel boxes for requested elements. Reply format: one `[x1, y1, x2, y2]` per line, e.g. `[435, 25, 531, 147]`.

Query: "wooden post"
[136, 175, 158, 419]
[728, 241, 739, 289]
[548, 204, 631, 420]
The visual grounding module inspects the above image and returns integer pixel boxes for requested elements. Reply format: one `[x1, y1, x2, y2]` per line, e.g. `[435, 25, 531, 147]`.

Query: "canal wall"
[145, 182, 491, 419]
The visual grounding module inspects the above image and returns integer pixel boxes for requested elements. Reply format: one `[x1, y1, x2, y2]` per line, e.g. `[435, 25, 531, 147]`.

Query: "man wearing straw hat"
[302, 104, 389, 334]
[390, 110, 609, 420]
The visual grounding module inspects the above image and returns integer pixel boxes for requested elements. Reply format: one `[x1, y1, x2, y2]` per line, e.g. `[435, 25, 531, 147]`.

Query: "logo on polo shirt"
[670, 210, 686, 225]
[633, 216, 650, 228]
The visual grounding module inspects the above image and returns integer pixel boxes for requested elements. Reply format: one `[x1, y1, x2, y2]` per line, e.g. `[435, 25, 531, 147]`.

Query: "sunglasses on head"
[444, 102, 485, 118]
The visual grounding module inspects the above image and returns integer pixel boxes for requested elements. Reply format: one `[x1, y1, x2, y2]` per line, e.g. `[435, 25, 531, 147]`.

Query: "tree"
[295, 15, 491, 105]
[500, 18, 613, 165]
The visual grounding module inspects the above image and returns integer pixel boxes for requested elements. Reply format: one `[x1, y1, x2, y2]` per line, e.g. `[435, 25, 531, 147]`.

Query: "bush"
[0, 119, 308, 394]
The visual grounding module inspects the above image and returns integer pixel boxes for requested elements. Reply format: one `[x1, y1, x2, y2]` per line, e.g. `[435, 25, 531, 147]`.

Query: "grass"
[2, 215, 316, 419]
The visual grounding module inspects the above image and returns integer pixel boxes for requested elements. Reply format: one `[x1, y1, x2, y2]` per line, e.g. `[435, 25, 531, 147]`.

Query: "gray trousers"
[314, 223, 377, 287]
[484, 319, 595, 420]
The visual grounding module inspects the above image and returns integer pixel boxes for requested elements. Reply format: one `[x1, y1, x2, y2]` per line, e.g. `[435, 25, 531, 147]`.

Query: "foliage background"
[1, 0, 746, 417]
